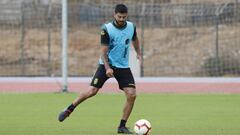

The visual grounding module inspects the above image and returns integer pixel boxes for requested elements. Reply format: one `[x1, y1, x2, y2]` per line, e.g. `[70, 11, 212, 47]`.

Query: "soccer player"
[58, 4, 141, 134]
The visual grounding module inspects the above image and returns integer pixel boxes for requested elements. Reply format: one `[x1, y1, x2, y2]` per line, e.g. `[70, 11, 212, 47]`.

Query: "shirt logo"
[125, 39, 130, 45]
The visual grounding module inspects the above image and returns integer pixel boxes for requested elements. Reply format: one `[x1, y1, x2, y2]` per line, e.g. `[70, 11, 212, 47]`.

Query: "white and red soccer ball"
[134, 119, 152, 135]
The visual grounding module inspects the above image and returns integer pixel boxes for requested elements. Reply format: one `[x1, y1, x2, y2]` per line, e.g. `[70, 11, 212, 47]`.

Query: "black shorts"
[90, 64, 136, 90]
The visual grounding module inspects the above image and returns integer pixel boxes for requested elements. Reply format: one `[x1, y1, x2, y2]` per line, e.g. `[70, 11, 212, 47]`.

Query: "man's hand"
[137, 54, 142, 66]
[106, 68, 114, 78]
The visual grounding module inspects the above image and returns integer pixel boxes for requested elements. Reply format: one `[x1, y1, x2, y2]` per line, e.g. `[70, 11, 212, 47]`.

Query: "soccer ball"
[134, 119, 152, 135]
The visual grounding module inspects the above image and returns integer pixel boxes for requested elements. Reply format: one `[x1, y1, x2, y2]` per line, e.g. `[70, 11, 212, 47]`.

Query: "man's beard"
[115, 20, 126, 26]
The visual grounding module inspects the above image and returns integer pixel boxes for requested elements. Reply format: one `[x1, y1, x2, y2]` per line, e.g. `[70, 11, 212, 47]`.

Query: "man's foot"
[58, 108, 72, 122]
[117, 126, 133, 134]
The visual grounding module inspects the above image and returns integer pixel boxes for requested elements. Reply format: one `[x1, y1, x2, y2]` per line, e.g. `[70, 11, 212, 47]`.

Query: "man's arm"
[132, 24, 142, 65]
[132, 37, 142, 64]
[132, 37, 141, 56]
[100, 26, 114, 78]
[101, 45, 109, 68]
[100, 45, 114, 77]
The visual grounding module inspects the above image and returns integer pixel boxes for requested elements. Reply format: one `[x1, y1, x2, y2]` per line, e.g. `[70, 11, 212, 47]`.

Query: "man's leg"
[118, 87, 136, 134]
[58, 65, 108, 122]
[58, 86, 100, 122]
[72, 86, 100, 106]
[122, 87, 136, 121]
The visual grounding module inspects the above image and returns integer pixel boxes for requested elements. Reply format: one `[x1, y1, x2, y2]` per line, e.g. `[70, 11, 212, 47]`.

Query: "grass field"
[0, 93, 240, 135]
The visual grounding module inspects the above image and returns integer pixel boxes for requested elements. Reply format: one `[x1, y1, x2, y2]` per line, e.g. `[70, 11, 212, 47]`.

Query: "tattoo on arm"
[101, 45, 111, 70]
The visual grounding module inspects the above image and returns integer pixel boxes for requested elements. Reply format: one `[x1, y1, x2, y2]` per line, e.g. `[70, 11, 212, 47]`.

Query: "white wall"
[129, 45, 141, 77]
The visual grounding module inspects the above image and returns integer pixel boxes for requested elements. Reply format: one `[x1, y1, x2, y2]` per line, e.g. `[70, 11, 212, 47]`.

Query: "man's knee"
[124, 88, 137, 100]
[88, 87, 99, 97]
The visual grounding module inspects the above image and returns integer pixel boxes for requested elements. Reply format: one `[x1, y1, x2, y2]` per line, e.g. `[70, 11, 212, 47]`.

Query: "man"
[58, 4, 141, 134]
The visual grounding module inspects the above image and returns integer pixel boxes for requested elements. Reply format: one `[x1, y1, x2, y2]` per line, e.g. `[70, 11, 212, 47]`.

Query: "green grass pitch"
[0, 93, 240, 135]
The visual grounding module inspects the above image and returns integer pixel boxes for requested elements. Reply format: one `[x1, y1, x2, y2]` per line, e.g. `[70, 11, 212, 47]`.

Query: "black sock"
[67, 103, 76, 112]
[119, 119, 127, 127]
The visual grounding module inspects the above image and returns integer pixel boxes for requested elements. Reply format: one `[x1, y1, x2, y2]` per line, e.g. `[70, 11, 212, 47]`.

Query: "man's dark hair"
[115, 4, 128, 13]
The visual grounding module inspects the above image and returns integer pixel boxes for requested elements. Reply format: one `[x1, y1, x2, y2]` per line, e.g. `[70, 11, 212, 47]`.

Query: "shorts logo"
[101, 30, 105, 35]
[128, 83, 135, 86]
[94, 78, 98, 85]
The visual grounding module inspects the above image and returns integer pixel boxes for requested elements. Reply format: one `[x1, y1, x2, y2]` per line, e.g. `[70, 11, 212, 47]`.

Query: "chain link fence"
[0, 0, 240, 77]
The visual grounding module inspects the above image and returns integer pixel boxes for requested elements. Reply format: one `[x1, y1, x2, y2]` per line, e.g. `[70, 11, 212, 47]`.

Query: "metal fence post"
[20, 3, 25, 75]
[62, 0, 68, 92]
[140, 3, 146, 77]
[47, 0, 52, 76]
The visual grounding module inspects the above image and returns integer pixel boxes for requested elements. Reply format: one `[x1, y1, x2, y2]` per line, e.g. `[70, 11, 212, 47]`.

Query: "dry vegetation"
[0, 27, 100, 76]
[0, 23, 240, 76]
[143, 24, 240, 76]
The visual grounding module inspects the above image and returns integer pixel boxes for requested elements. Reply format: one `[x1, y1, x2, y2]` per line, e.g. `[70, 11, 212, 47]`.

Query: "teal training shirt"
[99, 21, 135, 68]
